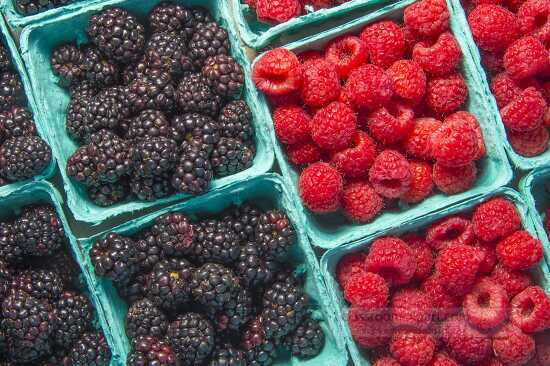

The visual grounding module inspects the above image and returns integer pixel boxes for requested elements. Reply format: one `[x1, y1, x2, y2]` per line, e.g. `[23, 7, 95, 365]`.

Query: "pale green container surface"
[79, 173, 348, 366]
[0, 181, 121, 365]
[18, 0, 274, 225]
[320, 187, 550, 366]
[250, 0, 512, 249]
[0, 14, 56, 196]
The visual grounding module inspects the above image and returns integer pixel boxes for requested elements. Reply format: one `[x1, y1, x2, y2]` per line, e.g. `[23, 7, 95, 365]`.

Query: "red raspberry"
[472, 198, 521, 242]
[325, 36, 368, 79]
[391, 288, 434, 330]
[272, 105, 311, 145]
[256, 0, 302, 23]
[444, 111, 486, 160]
[517, 0, 550, 40]
[364, 237, 416, 287]
[403, 117, 442, 160]
[297, 50, 324, 63]
[463, 278, 509, 330]
[331, 131, 377, 178]
[403, 234, 434, 281]
[311, 102, 357, 150]
[402, 160, 434, 204]
[468, 5, 520, 53]
[390, 330, 436, 366]
[348, 306, 393, 349]
[404, 0, 449, 38]
[412, 32, 461, 77]
[429, 353, 459, 366]
[504, 36, 549, 80]
[510, 286, 550, 333]
[441, 316, 492, 364]
[253, 48, 302, 96]
[305, 0, 334, 9]
[481, 50, 506, 76]
[344, 271, 389, 310]
[267, 91, 301, 108]
[422, 275, 462, 320]
[426, 73, 468, 116]
[299, 162, 343, 213]
[341, 181, 384, 223]
[505, 0, 528, 11]
[285, 141, 322, 166]
[493, 324, 536, 366]
[426, 215, 475, 250]
[496, 230, 543, 270]
[536, 332, 550, 365]
[360, 21, 406, 69]
[475, 240, 498, 275]
[300, 59, 341, 108]
[508, 126, 549, 157]
[430, 117, 479, 167]
[436, 244, 483, 296]
[368, 150, 412, 199]
[433, 161, 477, 195]
[344, 64, 394, 110]
[491, 73, 523, 109]
[336, 253, 366, 288]
[374, 357, 401, 366]
[245, 0, 257, 9]
[501, 87, 546, 132]
[387, 60, 427, 104]
[367, 101, 415, 144]
[490, 263, 533, 298]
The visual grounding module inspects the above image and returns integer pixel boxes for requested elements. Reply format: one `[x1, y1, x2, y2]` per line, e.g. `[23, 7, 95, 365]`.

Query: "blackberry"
[202, 55, 244, 98]
[0, 106, 37, 142]
[191, 262, 242, 313]
[90, 233, 138, 285]
[133, 230, 163, 271]
[66, 97, 97, 143]
[0, 72, 22, 111]
[145, 32, 188, 76]
[115, 273, 147, 304]
[189, 219, 241, 265]
[151, 212, 194, 257]
[127, 335, 177, 366]
[167, 312, 215, 365]
[240, 317, 277, 366]
[208, 343, 245, 366]
[131, 136, 179, 178]
[53, 291, 93, 349]
[51, 43, 84, 86]
[70, 80, 98, 99]
[171, 112, 220, 150]
[42, 348, 72, 366]
[187, 22, 230, 69]
[128, 68, 177, 113]
[145, 258, 194, 311]
[125, 298, 168, 340]
[0, 43, 11, 72]
[235, 242, 278, 288]
[175, 73, 222, 117]
[82, 47, 119, 87]
[13, 204, 65, 257]
[130, 172, 174, 201]
[149, 2, 195, 38]
[211, 137, 254, 177]
[171, 139, 213, 195]
[14, 0, 71, 15]
[84, 94, 123, 140]
[88, 129, 132, 183]
[122, 58, 149, 85]
[211, 287, 254, 332]
[9, 269, 63, 301]
[256, 209, 296, 260]
[283, 318, 324, 359]
[125, 109, 173, 140]
[191, 8, 215, 29]
[224, 204, 261, 242]
[87, 7, 145, 64]
[218, 100, 254, 142]
[31, 249, 80, 290]
[68, 331, 111, 366]
[0, 222, 22, 264]
[88, 180, 130, 207]
[66, 144, 100, 186]
[0, 136, 51, 182]
[0, 260, 11, 299]
[99, 85, 133, 119]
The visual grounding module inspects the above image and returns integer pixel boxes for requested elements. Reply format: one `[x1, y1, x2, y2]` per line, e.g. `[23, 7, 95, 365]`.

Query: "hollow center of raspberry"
[340, 47, 355, 62]
[521, 298, 535, 316]
[381, 179, 403, 190]
[477, 292, 490, 308]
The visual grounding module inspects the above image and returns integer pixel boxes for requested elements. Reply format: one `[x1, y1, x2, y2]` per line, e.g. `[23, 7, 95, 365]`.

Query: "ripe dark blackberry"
[0, 106, 37, 142]
[128, 68, 176, 113]
[192, 7, 215, 29]
[202, 55, 244, 98]
[145, 32, 188, 76]
[14, 0, 71, 15]
[145, 258, 194, 311]
[175, 72, 222, 117]
[283, 318, 325, 358]
[87, 7, 145, 64]
[53, 291, 93, 349]
[218, 100, 254, 142]
[13, 204, 64, 257]
[122, 58, 149, 85]
[90, 233, 138, 285]
[0, 259, 11, 298]
[209, 343, 245, 366]
[0, 43, 11, 73]
[210, 137, 254, 177]
[30, 248, 80, 290]
[42, 348, 72, 366]
[9, 269, 64, 301]
[131, 136, 179, 178]
[65, 97, 96, 143]
[187, 22, 230, 69]
[171, 139, 213, 195]
[68, 331, 111, 366]
[211, 287, 254, 332]
[133, 230, 163, 271]
[149, 2, 195, 38]
[0, 72, 22, 112]
[79, 94, 123, 142]
[130, 172, 174, 201]
[70, 80, 97, 99]
[191, 262, 242, 312]
[66, 144, 100, 186]
[88, 129, 132, 183]
[88, 180, 130, 207]
[189, 219, 241, 265]
[0, 222, 22, 264]
[125, 109, 173, 140]
[0, 136, 51, 182]
[115, 273, 147, 304]
[167, 312, 215, 365]
[224, 203, 261, 242]
[256, 209, 296, 260]
[235, 242, 279, 288]
[171, 112, 220, 150]
[127, 335, 177, 366]
[99, 85, 133, 119]
[125, 298, 168, 340]
[151, 212, 194, 257]
[240, 317, 277, 366]
[51, 43, 84, 86]
[82, 47, 119, 87]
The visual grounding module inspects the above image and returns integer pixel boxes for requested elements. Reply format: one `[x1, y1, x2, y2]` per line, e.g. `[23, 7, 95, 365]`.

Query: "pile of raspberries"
[466, 0, 550, 157]
[252, 0, 486, 224]
[336, 197, 550, 366]
[243, 0, 353, 24]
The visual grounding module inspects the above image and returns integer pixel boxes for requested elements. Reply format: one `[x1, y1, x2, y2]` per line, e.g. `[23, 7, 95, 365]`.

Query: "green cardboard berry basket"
[0, 180, 121, 365]
[320, 187, 550, 366]
[250, 0, 512, 250]
[18, 0, 274, 225]
[78, 173, 348, 365]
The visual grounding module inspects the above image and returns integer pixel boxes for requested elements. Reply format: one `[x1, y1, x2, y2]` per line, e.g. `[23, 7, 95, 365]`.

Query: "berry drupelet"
[149, 2, 195, 37]
[256, 209, 296, 260]
[127, 335, 178, 366]
[151, 212, 195, 258]
[0, 106, 37, 141]
[131, 136, 179, 179]
[171, 112, 221, 150]
[189, 219, 241, 265]
[202, 55, 244, 98]
[145, 31, 188, 76]
[191, 262, 242, 313]
[81, 47, 119, 88]
[9, 268, 64, 301]
[68, 331, 111, 366]
[187, 22, 230, 69]
[130, 172, 174, 202]
[0, 72, 22, 111]
[283, 318, 325, 358]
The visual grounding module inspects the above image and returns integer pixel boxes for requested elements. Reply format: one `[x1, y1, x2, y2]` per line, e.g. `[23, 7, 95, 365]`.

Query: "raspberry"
[325, 36, 368, 79]
[311, 102, 357, 150]
[272, 105, 311, 145]
[299, 162, 343, 213]
[344, 271, 389, 310]
[390, 330, 436, 366]
[402, 160, 434, 204]
[475, 240, 498, 275]
[365, 236, 416, 286]
[360, 21, 405, 69]
[341, 181, 384, 223]
[490, 263, 533, 298]
[256, 0, 302, 23]
[403, 117, 442, 160]
[285, 141, 322, 166]
[517, 0, 549, 41]
[510, 286, 550, 333]
[444, 111, 486, 160]
[491, 73, 523, 109]
[391, 288, 434, 330]
[481, 50, 506, 76]
[348, 306, 393, 349]
[374, 357, 401, 366]
[435, 244, 483, 296]
[468, 5, 520, 52]
[368, 150, 412, 199]
[344, 64, 394, 110]
[430, 117, 479, 167]
[496, 230, 542, 270]
[367, 101, 415, 144]
[297, 50, 323, 63]
[426, 73, 468, 116]
[331, 131, 377, 178]
[421, 275, 462, 320]
[441, 316, 492, 364]
[504, 36, 549, 80]
[536, 332, 550, 365]
[463, 278, 509, 330]
[402, 234, 434, 281]
[412, 32, 461, 77]
[253, 48, 301, 96]
[429, 353, 459, 366]
[426, 215, 474, 250]
[267, 91, 301, 108]
[501, 87, 546, 132]
[473, 198, 521, 242]
[300, 59, 341, 108]
[387, 60, 427, 104]
[433, 161, 477, 195]
[404, 0, 449, 38]
[507, 126, 549, 157]
[493, 324, 536, 366]
[336, 253, 366, 289]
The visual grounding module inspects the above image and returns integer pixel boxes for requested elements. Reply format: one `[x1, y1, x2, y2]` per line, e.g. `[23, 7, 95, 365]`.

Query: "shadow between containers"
[320, 187, 550, 366]
[0, 180, 121, 365]
[249, 0, 513, 250]
[18, 0, 274, 226]
[78, 173, 349, 366]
